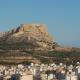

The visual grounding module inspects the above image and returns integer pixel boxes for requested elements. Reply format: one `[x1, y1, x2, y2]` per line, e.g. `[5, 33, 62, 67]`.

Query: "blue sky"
[0, 0, 80, 47]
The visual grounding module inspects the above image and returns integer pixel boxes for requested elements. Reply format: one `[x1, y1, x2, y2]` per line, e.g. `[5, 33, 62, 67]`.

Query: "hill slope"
[0, 24, 80, 64]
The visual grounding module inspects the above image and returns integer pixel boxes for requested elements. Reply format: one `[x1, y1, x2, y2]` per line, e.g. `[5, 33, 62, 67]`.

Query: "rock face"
[0, 24, 54, 50]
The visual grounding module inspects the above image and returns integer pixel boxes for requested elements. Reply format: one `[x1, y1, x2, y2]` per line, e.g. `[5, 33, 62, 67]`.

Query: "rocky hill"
[0, 24, 80, 64]
[0, 24, 55, 50]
